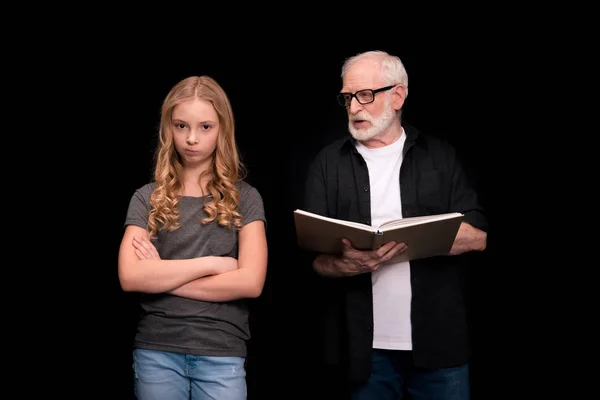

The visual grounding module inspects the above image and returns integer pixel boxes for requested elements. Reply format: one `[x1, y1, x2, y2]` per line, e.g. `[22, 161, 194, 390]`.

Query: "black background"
[42, 26, 528, 398]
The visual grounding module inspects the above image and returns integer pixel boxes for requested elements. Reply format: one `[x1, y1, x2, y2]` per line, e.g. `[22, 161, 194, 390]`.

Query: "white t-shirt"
[355, 131, 412, 350]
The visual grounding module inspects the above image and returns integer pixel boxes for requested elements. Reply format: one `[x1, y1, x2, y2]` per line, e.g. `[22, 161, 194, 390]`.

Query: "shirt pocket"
[417, 170, 447, 213]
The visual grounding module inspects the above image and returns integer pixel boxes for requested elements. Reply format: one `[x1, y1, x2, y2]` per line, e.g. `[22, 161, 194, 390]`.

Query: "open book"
[293, 209, 463, 262]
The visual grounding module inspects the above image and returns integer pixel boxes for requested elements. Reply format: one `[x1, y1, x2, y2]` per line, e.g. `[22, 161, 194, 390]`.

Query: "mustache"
[350, 112, 373, 123]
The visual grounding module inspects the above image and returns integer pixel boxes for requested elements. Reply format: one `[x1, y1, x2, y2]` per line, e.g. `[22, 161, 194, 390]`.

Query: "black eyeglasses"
[337, 85, 396, 107]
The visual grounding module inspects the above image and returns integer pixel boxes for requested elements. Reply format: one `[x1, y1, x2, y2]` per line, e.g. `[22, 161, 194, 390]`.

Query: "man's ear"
[392, 85, 407, 111]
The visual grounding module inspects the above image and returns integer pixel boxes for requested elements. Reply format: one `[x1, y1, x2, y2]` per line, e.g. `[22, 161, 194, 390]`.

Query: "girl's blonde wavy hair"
[147, 75, 246, 238]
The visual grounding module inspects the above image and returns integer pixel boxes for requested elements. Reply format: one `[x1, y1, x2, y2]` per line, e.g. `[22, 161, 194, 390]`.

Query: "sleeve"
[448, 145, 488, 233]
[300, 151, 330, 263]
[124, 187, 151, 230]
[240, 183, 266, 229]
[302, 150, 328, 217]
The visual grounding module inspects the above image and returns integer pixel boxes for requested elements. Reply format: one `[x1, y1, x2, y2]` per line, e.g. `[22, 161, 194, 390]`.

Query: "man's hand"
[338, 238, 408, 275]
[313, 238, 408, 277]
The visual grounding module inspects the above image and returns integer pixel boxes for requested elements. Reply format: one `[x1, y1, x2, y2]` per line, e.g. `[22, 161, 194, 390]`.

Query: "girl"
[118, 75, 268, 400]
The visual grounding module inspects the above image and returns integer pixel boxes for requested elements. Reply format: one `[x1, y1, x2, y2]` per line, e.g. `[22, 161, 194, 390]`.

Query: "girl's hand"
[132, 236, 161, 260]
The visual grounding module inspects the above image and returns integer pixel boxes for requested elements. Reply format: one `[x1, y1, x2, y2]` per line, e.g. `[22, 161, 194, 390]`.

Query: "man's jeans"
[351, 349, 470, 400]
[132, 348, 246, 400]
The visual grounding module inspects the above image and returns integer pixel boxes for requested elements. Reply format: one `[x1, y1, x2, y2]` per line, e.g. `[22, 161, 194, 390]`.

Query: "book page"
[378, 212, 463, 231]
[294, 209, 374, 232]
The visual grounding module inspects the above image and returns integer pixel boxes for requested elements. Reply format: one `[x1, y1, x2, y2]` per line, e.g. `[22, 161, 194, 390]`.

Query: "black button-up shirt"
[302, 123, 488, 382]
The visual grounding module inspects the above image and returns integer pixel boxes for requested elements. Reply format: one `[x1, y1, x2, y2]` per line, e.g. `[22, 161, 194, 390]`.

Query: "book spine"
[372, 231, 384, 250]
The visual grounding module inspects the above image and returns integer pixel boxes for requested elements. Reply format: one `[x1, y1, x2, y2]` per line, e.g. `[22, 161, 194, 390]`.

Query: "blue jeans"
[132, 348, 247, 400]
[351, 349, 470, 400]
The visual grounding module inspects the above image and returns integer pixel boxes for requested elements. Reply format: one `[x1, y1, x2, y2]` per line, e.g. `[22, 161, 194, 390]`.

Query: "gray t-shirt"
[124, 180, 266, 357]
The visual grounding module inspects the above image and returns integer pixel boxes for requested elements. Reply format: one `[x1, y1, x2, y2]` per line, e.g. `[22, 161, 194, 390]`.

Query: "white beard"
[348, 98, 397, 141]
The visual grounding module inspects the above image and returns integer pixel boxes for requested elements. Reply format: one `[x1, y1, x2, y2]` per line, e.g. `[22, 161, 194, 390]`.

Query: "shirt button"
[363, 187, 369, 192]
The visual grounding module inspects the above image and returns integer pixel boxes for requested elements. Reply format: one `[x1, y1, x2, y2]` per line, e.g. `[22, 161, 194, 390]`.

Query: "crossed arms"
[117, 220, 268, 302]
